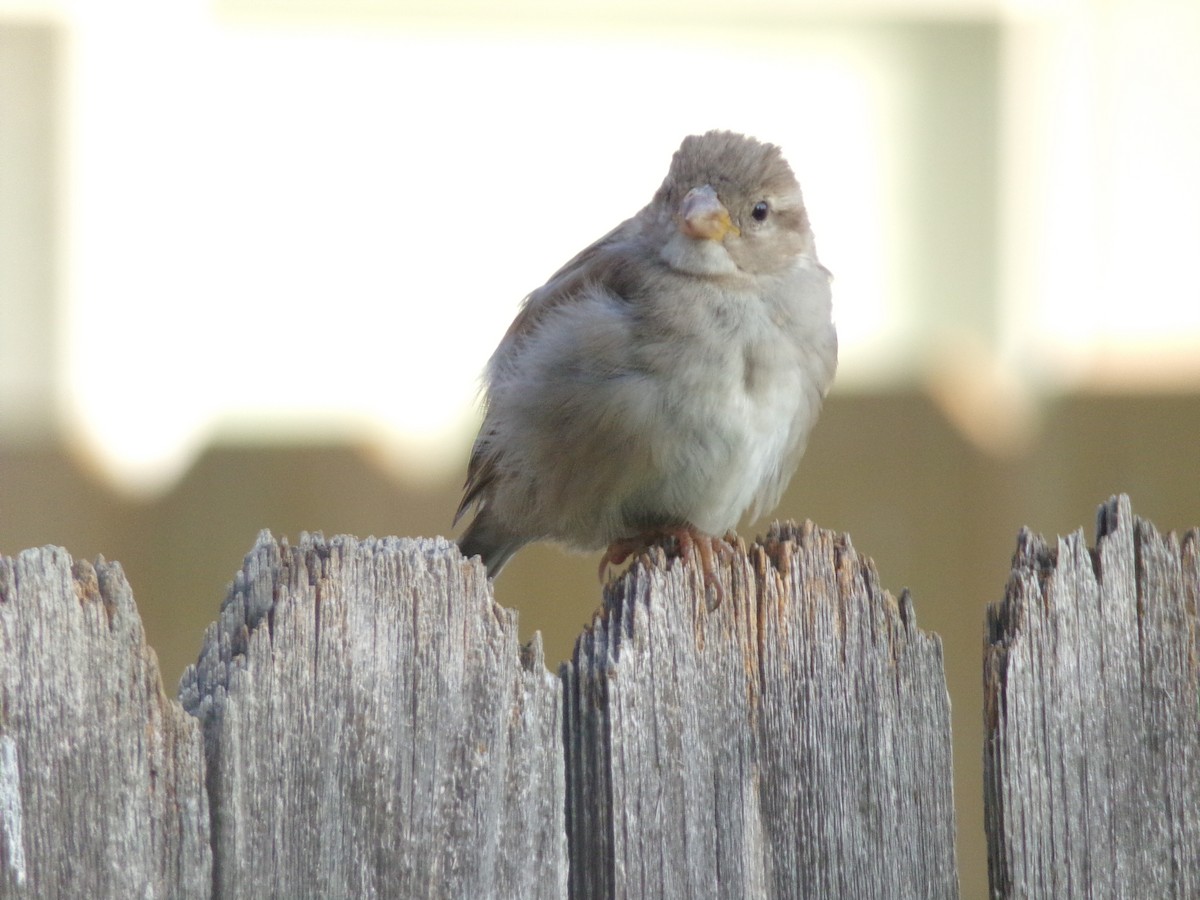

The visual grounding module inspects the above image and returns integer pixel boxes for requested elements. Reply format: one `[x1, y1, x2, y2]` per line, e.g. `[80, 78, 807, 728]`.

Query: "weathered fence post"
[177, 532, 567, 899]
[563, 522, 960, 898]
[0, 548, 211, 897]
[0, 535, 567, 899]
[984, 494, 1200, 898]
[2, 524, 958, 898]
[7, 498, 1200, 897]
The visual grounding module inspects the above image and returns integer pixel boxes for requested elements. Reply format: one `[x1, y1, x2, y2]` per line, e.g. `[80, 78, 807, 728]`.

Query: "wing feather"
[456, 214, 647, 524]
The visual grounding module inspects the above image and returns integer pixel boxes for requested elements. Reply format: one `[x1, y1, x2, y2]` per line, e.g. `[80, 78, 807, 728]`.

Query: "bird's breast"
[631, 272, 830, 528]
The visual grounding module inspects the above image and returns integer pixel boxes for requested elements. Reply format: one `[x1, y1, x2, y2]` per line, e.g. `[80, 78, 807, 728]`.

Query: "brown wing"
[455, 213, 647, 525]
[494, 215, 644, 356]
[454, 430, 499, 524]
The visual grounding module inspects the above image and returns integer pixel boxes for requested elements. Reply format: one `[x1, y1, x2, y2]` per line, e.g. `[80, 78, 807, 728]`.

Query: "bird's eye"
[751, 201, 770, 222]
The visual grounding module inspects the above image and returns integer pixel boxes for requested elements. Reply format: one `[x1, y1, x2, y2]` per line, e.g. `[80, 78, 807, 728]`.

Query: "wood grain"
[178, 532, 566, 899]
[984, 494, 1200, 898]
[563, 523, 959, 899]
[0, 547, 210, 898]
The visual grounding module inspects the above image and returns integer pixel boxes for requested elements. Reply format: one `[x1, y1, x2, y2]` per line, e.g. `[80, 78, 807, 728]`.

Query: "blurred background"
[2, 0, 1198, 894]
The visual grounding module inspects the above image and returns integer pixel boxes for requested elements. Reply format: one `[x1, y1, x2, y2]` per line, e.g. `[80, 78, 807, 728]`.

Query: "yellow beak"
[678, 185, 739, 241]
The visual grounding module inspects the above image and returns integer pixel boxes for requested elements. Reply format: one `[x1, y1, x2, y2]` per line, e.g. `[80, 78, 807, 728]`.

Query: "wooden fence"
[0, 494, 1195, 898]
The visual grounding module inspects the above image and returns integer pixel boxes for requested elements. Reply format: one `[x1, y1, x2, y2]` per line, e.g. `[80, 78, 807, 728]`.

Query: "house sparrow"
[455, 130, 837, 596]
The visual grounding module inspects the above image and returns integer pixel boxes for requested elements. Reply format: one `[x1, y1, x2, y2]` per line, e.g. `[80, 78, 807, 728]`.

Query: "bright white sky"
[61, 10, 895, 491]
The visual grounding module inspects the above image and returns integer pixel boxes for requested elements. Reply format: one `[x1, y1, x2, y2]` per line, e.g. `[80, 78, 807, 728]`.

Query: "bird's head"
[650, 130, 813, 278]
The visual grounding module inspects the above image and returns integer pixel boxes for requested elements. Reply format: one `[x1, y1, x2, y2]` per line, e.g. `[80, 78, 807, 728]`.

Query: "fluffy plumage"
[455, 130, 837, 577]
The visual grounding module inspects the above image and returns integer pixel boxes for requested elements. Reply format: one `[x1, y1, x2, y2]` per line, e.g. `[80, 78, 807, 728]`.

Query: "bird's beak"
[678, 185, 739, 241]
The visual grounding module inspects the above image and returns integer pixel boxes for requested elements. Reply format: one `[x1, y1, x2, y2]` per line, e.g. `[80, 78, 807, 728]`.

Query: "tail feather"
[457, 511, 528, 577]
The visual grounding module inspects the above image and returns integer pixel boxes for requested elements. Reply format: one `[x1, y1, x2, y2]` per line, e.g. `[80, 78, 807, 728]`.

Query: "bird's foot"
[597, 531, 660, 580]
[599, 526, 733, 610]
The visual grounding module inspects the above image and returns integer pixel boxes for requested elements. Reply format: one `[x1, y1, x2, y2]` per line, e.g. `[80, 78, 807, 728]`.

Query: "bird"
[454, 130, 837, 600]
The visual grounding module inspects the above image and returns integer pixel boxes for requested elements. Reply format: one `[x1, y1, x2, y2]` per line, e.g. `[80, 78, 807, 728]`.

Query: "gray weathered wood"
[984, 494, 1200, 898]
[562, 522, 959, 899]
[0, 547, 211, 898]
[178, 532, 566, 899]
